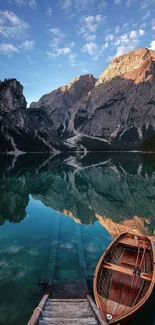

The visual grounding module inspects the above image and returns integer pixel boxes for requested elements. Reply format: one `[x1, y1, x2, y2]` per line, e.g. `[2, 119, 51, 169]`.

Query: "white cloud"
[27, 55, 35, 64]
[141, 10, 150, 20]
[114, 0, 122, 4]
[0, 10, 29, 39]
[106, 55, 114, 62]
[130, 30, 137, 38]
[115, 45, 133, 56]
[8, 0, 37, 9]
[48, 26, 75, 62]
[151, 19, 155, 31]
[47, 46, 71, 58]
[81, 68, 88, 73]
[20, 40, 35, 50]
[140, 22, 146, 28]
[50, 28, 65, 39]
[0, 43, 19, 55]
[149, 40, 155, 51]
[68, 41, 75, 48]
[126, 0, 135, 7]
[56, 47, 72, 55]
[81, 42, 98, 56]
[78, 15, 104, 40]
[47, 41, 75, 60]
[68, 52, 77, 65]
[105, 34, 114, 42]
[123, 23, 129, 29]
[85, 15, 103, 32]
[113, 27, 145, 58]
[59, 0, 107, 12]
[98, 0, 107, 9]
[139, 29, 145, 35]
[46, 5, 52, 16]
[85, 34, 96, 41]
[115, 26, 120, 34]
[141, 0, 155, 9]
[49, 28, 65, 47]
[102, 42, 109, 50]
[48, 38, 77, 66]
[75, 0, 91, 9]
[102, 27, 145, 59]
[9, 0, 25, 4]
[0, 38, 34, 56]
[115, 34, 127, 46]
[59, 0, 72, 10]
[29, 0, 37, 8]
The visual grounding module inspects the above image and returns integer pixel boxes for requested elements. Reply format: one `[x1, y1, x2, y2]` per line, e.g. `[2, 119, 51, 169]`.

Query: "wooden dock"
[27, 221, 108, 324]
[27, 293, 108, 325]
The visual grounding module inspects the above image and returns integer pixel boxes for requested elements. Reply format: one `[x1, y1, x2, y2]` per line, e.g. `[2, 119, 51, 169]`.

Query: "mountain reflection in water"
[0, 152, 155, 238]
[0, 152, 155, 325]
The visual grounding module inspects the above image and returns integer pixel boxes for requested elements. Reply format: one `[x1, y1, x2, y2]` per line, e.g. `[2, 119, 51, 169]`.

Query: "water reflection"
[0, 152, 155, 238]
[0, 152, 155, 325]
[0, 196, 111, 325]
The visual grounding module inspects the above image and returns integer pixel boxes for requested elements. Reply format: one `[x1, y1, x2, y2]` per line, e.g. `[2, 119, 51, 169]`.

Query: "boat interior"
[97, 234, 153, 308]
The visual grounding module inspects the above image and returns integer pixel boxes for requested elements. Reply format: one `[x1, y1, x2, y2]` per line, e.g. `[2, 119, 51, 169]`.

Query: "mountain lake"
[0, 152, 155, 325]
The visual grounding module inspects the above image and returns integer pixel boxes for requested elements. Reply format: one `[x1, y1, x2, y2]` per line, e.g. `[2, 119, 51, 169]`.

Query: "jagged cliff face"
[30, 74, 96, 137]
[0, 79, 51, 152]
[0, 79, 78, 152]
[1, 48, 155, 153]
[96, 48, 155, 84]
[80, 48, 155, 146]
[0, 79, 26, 113]
[0, 79, 27, 152]
[29, 48, 155, 151]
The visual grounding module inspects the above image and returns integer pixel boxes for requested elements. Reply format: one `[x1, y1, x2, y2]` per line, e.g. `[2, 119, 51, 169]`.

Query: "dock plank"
[38, 317, 98, 324]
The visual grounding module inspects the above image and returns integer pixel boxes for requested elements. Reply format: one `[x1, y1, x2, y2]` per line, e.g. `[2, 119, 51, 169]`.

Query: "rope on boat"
[34, 307, 44, 317]
[134, 242, 148, 288]
[131, 241, 143, 288]
[27, 294, 48, 325]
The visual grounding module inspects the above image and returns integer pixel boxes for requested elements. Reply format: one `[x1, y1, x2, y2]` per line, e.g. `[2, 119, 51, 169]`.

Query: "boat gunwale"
[93, 232, 155, 324]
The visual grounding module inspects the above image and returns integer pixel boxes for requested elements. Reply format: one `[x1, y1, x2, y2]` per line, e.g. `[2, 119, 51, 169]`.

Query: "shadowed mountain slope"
[1, 49, 155, 152]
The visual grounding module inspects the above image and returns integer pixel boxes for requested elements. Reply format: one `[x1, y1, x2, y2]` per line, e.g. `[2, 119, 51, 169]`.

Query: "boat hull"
[94, 232, 155, 324]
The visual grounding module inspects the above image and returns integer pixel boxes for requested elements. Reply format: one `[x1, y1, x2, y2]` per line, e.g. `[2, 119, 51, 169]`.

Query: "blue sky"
[0, 0, 155, 105]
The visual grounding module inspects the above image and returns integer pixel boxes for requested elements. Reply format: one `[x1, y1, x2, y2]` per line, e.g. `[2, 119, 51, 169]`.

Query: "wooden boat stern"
[93, 232, 155, 324]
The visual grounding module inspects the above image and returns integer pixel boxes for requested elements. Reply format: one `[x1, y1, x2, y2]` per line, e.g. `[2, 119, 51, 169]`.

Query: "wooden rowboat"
[94, 232, 155, 324]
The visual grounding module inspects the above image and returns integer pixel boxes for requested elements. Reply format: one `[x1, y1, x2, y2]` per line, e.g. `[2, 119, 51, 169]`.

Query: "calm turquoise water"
[0, 152, 155, 324]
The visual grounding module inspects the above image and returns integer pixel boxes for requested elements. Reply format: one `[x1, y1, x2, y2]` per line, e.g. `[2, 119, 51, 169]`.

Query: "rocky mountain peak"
[96, 48, 155, 85]
[0, 78, 27, 113]
[1, 48, 155, 153]
[67, 74, 96, 89]
[29, 74, 96, 135]
[31, 73, 96, 108]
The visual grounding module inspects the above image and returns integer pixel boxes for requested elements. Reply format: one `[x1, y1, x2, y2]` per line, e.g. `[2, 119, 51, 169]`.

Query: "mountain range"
[1, 47, 155, 153]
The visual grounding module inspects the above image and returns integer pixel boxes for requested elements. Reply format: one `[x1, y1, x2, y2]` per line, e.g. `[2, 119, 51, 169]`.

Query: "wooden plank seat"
[119, 238, 151, 250]
[122, 262, 135, 268]
[102, 262, 152, 282]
